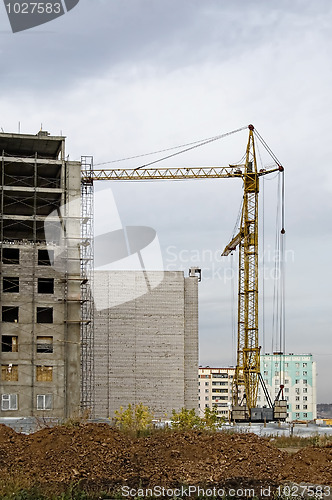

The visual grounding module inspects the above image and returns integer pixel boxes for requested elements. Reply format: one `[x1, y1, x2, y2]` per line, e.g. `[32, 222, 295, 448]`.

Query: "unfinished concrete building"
[94, 270, 199, 419]
[0, 132, 83, 418]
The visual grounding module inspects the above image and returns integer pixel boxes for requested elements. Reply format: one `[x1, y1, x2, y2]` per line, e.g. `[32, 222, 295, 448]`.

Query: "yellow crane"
[82, 124, 285, 421]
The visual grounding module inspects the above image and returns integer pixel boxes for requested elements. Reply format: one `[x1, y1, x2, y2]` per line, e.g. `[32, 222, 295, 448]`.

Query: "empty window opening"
[1, 336, 18, 353]
[37, 307, 53, 324]
[1, 394, 18, 411]
[36, 366, 53, 382]
[3, 277, 19, 293]
[38, 249, 54, 266]
[38, 278, 54, 294]
[37, 336, 53, 353]
[1, 365, 18, 381]
[37, 394, 52, 410]
[2, 306, 19, 323]
[2, 248, 19, 265]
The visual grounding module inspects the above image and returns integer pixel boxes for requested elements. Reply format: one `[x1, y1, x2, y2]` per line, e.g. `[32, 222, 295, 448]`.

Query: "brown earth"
[0, 423, 331, 497]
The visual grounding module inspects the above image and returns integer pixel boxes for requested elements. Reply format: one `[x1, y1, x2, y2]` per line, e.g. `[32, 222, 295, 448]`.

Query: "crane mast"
[222, 125, 259, 418]
[84, 125, 286, 422]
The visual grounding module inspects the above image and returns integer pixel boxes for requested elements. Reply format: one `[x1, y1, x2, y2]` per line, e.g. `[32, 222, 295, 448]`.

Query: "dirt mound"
[0, 423, 331, 496]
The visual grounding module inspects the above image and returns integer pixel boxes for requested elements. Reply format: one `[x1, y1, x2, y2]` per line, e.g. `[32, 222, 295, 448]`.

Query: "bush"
[171, 407, 222, 431]
[114, 403, 154, 436]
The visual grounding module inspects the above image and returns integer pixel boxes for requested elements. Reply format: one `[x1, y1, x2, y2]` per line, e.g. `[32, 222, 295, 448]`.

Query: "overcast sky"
[1, 0, 331, 402]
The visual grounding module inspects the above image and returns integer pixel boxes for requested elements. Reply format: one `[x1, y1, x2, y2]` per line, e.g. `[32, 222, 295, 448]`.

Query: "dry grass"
[269, 433, 332, 448]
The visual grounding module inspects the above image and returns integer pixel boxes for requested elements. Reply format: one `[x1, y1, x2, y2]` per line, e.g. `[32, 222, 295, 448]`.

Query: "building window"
[205, 396, 209, 400]
[303, 413, 308, 418]
[2, 306, 19, 323]
[205, 404, 209, 408]
[284, 388, 289, 393]
[303, 363, 307, 368]
[303, 371, 307, 376]
[37, 394, 52, 410]
[1, 336, 18, 352]
[295, 379, 299, 384]
[295, 388, 300, 394]
[285, 379, 289, 384]
[38, 249, 54, 266]
[37, 307, 53, 324]
[296, 405, 300, 410]
[303, 388, 307, 393]
[275, 371, 279, 376]
[3, 277, 19, 293]
[303, 396, 308, 401]
[205, 381, 209, 386]
[295, 412, 300, 418]
[36, 336, 53, 353]
[303, 405, 308, 410]
[264, 371, 268, 375]
[1, 394, 18, 410]
[303, 380, 307, 385]
[285, 363, 289, 368]
[1, 365, 18, 381]
[295, 396, 300, 401]
[2, 248, 19, 265]
[296, 363, 299, 368]
[36, 366, 53, 382]
[37, 278, 54, 294]
[205, 389, 209, 393]
[296, 371, 299, 376]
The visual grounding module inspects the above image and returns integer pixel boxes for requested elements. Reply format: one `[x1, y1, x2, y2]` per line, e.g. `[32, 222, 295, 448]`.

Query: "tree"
[202, 406, 220, 431]
[171, 408, 201, 430]
[114, 402, 154, 436]
[171, 406, 223, 431]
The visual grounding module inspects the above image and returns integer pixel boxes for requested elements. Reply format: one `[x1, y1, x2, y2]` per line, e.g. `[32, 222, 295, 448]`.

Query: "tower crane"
[82, 124, 287, 422]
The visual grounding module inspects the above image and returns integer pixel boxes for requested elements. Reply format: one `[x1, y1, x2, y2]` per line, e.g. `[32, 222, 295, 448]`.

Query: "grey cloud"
[1, 0, 331, 92]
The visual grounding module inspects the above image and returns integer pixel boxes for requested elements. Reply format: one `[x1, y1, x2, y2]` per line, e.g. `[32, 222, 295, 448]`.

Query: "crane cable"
[271, 168, 286, 386]
[253, 129, 283, 167]
[94, 126, 248, 168]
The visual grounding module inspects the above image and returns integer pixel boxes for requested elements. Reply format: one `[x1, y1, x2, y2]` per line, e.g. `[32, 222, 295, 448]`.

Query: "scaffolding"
[80, 156, 94, 414]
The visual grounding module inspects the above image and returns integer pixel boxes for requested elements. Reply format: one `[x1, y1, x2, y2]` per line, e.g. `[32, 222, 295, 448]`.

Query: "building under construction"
[0, 130, 199, 420]
[94, 270, 199, 419]
[0, 131, 84, 418]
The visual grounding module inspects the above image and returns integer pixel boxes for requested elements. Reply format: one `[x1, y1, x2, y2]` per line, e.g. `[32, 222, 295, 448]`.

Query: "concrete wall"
[94, 270, 199, 419]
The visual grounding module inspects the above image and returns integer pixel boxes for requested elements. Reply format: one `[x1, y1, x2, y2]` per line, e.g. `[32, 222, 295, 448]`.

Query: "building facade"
[199, 366, 235, 421]
[258, 353, 317, 421]
[94, 270, 199, 419]
[200, 353, 317, 422]
[0, 131, 81, 418]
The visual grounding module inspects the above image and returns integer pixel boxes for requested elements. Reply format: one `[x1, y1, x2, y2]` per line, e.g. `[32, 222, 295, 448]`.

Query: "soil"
[0, 423, 331, 497]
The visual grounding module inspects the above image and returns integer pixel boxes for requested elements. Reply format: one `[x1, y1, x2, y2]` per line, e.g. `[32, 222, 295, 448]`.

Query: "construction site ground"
[0, 423, 331, 499]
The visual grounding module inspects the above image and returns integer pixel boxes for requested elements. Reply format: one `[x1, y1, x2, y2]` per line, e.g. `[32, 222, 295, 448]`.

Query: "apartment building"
[94, 270, 199, 419]
[0, 131, 82, 418]
[200, 353, 317, 422]
[258, 353, 317, 421]
[199, 366, 235, 421]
